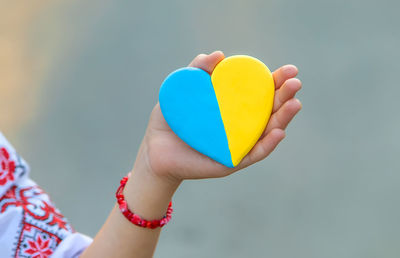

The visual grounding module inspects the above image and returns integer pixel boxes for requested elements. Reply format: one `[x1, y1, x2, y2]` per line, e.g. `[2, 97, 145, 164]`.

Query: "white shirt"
[0, 132, 92, 257]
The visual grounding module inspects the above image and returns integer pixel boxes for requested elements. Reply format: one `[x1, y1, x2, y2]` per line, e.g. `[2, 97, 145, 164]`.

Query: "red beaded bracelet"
[115, 173, 173, 229]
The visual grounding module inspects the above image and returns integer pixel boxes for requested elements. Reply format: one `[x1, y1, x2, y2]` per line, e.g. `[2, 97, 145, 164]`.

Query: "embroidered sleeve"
[0, 133, 29, 197]
[0, 133, 92, 257]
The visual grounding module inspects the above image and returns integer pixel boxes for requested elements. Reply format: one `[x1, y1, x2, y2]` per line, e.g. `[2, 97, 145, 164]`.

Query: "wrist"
[123, 162, 181, 221]
[134, 138, 184, 186]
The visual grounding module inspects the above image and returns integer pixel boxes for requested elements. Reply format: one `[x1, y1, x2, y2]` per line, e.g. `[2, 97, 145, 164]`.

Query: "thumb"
[188, 51, 225, 74]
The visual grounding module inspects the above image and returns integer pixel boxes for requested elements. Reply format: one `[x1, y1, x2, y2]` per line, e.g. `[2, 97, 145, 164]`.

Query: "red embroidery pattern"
[0, 184, 73, 257]
[23, 230, 54, 258]
[25, 235, 53, 257]
[0, 147, 16, 185]
[1, 185, 68, 230]
[16, 223, 60, 258]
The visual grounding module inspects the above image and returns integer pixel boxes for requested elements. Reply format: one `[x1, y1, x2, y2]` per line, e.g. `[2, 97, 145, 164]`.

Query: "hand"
[83, 51, 302, 258]
[133, 51, 302, 185]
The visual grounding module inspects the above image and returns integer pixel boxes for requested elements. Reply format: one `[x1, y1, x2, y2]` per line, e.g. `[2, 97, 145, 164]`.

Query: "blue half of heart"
[159, 67, 234, 167]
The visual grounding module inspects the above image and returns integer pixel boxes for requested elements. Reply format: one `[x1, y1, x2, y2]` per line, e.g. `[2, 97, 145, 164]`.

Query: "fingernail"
[210, 50, 224, 57]
[283, 65, 298, 76]
[294, 98, 302, 109]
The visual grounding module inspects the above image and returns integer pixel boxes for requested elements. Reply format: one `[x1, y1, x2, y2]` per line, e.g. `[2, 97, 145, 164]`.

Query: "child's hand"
[132, 51, 302, 186]
[84, 51, 302, 258]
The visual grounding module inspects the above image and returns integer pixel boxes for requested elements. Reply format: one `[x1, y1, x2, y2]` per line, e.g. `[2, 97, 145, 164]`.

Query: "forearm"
[81, 156, 181, 258]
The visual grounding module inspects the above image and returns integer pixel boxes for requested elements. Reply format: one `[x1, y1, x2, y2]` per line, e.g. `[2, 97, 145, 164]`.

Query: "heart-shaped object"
[159, 55, 275, 167]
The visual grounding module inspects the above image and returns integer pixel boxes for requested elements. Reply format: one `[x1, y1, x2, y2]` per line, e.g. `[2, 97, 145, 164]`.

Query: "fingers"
[272, 65, 298, 89]
[262, 98, 302, 138]
[240, 128, 285, 167]
[188, 51, 225, 74]
[273, 78, 302, 112]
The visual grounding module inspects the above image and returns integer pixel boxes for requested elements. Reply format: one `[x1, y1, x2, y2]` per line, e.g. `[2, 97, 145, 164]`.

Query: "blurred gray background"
[3, 0, 400, 257]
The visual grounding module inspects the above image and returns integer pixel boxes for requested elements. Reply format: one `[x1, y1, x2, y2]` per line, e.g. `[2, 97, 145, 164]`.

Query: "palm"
[145, 103, 234, 179]
[141, 52, 302, 181]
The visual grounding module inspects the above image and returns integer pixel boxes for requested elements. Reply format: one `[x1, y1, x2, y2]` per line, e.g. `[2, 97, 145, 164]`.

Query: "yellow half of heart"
[211, 55, 275, 166]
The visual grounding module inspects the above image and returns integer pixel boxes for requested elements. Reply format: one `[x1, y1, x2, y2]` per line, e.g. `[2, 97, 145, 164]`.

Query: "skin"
[81, 51, 302, 258]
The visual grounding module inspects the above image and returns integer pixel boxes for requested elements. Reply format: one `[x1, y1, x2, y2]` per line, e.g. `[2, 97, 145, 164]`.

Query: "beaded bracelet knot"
[115, 173, 173, 229]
